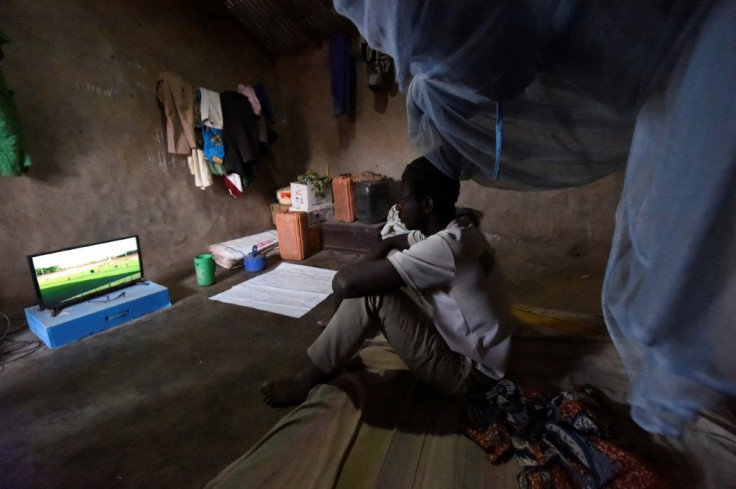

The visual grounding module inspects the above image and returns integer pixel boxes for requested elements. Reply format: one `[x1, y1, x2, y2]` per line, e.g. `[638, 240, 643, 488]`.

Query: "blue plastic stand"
[24, 281, 171, 349]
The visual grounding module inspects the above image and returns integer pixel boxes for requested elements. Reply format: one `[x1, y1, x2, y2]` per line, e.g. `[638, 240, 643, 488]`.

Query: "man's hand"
[329, 234, 410, 312]
[363, 233, 411, 261]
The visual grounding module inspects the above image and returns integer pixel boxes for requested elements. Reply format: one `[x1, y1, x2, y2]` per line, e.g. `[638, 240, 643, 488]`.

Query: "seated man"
[262, 156, 513, 407]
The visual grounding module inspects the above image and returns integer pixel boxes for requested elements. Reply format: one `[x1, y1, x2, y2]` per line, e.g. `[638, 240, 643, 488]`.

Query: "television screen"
[27, 235, 144, 313]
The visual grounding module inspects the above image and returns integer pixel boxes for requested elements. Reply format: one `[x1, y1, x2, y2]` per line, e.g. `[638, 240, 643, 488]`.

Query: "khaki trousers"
[307, 290, 494, 396]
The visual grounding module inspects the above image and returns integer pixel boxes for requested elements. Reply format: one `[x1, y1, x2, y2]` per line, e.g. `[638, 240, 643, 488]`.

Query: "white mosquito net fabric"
[334, 0, 735, 439]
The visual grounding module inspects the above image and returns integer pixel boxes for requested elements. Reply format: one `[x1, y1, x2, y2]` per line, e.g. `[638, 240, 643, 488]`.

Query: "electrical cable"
[88, 291, 126, 303]
[0, 310, 43, 372]
[0, 310, 8, 343]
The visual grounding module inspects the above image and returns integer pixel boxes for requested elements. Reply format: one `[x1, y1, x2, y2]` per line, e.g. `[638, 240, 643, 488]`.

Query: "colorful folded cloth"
[465, 380, 668, 489]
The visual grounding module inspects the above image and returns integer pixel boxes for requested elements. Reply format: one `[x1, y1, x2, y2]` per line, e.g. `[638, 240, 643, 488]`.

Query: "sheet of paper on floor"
[209, 262, 337, 318]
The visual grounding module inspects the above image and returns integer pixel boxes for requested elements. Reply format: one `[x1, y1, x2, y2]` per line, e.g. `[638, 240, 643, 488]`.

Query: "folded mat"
[205, 335, 520, 489]
[206, 311, 734, 489]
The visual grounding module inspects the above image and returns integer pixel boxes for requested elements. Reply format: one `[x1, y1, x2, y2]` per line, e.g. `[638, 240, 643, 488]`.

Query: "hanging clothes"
[329, 34, 355, 117]
[236, 84, 261, 116]
[187, 148, 212, 190]
[360, 37, 394, 91]
[156, 71, 196, 155]
[202, 125, 225, 174]
[198, 87, 223, 130]
[196, 87, 225, 174]
[253, 83, 278, 145]
[220, 90, 260, 188]
[0, 31, 31, 177]
[254, 83, 274, 124]
[223, 173, 243, 198]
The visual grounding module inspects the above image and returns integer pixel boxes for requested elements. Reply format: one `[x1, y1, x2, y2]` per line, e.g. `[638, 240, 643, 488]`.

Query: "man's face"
[397, 180, 423, 231]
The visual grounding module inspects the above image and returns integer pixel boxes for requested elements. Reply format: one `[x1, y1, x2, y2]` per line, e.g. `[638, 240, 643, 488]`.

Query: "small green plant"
[297, 172, 332, 197]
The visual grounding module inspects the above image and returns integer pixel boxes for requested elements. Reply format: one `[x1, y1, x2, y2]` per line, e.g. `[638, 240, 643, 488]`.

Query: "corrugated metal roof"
[223, 0, 356, 55]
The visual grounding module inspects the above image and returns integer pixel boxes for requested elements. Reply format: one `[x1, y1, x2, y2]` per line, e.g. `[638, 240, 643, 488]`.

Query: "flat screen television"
[27, 235, 145, 315]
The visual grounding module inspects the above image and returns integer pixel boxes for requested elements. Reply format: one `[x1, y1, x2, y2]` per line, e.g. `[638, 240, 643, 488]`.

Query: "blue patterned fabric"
[465, 380, 665, 488]
[202, 125, 224, 173]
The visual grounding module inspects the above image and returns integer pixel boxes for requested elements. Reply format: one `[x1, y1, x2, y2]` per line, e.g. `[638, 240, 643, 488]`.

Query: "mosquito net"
[334, 0, 735, 439]
[335, 0, 707, 190]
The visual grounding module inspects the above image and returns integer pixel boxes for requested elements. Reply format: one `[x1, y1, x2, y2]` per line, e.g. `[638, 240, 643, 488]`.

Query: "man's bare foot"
[261, 362, 331, 407]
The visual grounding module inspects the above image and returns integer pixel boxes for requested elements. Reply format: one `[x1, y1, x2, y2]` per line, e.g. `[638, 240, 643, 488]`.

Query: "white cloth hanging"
[188, 148, 212, 190]
[199, 87, 224, 129]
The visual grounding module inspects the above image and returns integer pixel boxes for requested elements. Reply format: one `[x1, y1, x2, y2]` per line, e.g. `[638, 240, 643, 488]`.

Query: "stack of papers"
[209, 263, 337, 318]
[208, 230, 279, 269]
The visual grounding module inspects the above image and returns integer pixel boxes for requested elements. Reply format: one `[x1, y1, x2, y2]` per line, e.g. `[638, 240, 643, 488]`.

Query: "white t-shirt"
[387, 219, 512, 379]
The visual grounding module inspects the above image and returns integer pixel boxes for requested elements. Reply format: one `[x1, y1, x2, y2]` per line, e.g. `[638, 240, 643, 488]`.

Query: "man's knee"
[364, 289, 425, 314]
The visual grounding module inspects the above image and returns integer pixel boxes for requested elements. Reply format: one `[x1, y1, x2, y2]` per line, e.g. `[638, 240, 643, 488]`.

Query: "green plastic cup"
[194, 253, 215, 286]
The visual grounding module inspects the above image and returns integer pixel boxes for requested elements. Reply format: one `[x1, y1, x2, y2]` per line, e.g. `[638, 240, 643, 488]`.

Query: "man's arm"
[327, 234, 409, 313]
[332, 258, 405, 299]
[363, 233, 411, 261]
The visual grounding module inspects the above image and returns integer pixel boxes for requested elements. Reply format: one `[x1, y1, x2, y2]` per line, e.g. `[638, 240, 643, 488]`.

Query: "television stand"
[25, 281, 171, 348]
[48, 286, 135, 317]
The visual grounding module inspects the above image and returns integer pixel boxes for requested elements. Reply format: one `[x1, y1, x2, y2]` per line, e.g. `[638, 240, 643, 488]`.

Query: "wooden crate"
[321, 220, 384, 253]
[270, 203, 291, 226]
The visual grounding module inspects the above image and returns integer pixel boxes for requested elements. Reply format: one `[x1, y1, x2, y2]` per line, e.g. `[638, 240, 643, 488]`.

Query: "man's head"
[398, 156, 460, 233]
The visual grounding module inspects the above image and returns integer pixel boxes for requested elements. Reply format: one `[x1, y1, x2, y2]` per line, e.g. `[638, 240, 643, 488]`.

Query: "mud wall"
[0, 0, 278, 317]
[0, 10, 624, 319]
[273, 44, 624, 253]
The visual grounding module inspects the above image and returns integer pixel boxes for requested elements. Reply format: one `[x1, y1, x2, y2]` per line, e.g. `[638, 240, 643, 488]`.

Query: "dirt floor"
[0, 239, 615, 489]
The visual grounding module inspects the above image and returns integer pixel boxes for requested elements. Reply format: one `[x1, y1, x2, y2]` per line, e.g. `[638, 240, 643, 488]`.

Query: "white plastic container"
[290, 182, 333, 210]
